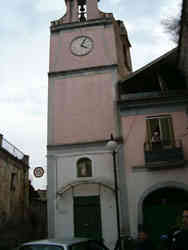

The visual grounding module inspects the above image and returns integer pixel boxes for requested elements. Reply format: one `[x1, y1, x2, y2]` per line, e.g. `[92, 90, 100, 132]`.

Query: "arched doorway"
[56, 179, 116, 244]
[142, 187, 188, 243]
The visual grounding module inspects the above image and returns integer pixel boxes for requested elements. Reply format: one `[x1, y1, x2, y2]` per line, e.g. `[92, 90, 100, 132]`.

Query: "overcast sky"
[0, 0, 182, 189]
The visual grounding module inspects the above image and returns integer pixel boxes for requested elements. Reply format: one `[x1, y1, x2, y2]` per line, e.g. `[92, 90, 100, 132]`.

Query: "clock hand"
[81, 44, 88, 48]
[80, 38, 88, 48]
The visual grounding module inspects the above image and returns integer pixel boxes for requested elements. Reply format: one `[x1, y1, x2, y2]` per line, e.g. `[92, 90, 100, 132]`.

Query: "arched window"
[77, 158, 92, 178]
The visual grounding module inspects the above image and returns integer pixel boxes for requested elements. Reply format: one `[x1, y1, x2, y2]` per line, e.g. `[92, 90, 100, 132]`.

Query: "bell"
[80, 13, 86, 22]
[80, 5, 85, 12]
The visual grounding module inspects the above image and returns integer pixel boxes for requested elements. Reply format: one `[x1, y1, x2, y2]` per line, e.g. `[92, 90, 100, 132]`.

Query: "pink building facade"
[47, 0, 188, 246]
[119, 48, 188, 241]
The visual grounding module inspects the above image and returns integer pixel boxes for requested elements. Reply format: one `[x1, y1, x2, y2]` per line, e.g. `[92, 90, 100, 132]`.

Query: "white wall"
[48, 146, 119, 249]
[126, 164, 188, 237]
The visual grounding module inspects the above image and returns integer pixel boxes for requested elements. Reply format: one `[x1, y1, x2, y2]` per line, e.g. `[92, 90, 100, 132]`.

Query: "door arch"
[141, 186, 188, 243]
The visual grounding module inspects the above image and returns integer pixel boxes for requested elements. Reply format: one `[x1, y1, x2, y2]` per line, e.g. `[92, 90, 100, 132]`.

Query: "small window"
[10, 173, 16, 191]
[77, 158, 92, 178]
[146, 115, 175, 147]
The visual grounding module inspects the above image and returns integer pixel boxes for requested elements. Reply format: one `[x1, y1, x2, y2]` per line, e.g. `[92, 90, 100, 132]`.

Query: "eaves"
[118, 94, 188, 113]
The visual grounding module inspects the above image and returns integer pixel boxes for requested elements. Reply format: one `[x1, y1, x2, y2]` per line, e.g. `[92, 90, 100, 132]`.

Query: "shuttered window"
[146, 115, 175, 146]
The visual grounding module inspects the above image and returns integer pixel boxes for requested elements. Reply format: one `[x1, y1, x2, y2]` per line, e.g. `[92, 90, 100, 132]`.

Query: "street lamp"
[106, 134, 121, 250]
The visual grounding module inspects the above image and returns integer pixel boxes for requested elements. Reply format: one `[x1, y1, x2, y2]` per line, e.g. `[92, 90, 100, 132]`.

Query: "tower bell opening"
[78, 0, 87, 22]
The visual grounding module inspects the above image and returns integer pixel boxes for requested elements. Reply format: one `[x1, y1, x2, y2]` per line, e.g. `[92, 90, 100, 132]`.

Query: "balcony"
[144, 139, 185, 168]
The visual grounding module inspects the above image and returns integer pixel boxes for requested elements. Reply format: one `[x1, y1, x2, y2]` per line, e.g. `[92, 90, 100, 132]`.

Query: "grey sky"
[0, 0, 181, 189]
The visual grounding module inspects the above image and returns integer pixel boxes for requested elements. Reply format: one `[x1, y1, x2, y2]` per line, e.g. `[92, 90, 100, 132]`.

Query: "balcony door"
[146, 115, 175, 147]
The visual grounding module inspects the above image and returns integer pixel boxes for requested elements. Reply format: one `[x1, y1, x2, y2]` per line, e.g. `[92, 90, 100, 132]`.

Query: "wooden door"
[74, 196, 102, 240]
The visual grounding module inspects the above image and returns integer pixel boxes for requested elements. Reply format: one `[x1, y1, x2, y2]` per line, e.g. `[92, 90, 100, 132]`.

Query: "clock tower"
[47, 0, 132, 248]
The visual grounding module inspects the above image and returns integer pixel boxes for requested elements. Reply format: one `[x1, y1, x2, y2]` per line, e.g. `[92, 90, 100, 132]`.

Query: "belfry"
[47, 0, 132, 248]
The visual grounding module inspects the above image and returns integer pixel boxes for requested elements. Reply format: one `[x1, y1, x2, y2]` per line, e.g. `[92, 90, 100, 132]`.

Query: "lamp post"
[106, 134, 121, 250]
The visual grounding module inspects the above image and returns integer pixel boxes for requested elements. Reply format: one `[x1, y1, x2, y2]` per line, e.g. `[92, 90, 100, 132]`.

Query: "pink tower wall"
[49, 72, 117, 145]
[49, 26, 117, 73]
[48, 19, 125, 145]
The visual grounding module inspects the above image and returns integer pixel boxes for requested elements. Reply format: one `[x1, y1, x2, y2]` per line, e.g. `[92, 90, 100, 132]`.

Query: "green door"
[143, 204, 182, 243]
[74, 196, 102, 240]
[143, 188, 188, 244]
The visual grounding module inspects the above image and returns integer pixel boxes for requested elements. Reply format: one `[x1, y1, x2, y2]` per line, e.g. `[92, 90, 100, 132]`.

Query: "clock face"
[70, 36, 93, 56]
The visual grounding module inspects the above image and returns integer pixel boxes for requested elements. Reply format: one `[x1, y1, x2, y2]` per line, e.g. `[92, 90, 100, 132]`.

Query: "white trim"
[56, 178, 115, 197]
[46, 150, 112, 158]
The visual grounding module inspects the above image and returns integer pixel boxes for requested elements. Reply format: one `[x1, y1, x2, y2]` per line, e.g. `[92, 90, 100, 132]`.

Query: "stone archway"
[137, 182, 188, 243]
[56, 178, 115, 197]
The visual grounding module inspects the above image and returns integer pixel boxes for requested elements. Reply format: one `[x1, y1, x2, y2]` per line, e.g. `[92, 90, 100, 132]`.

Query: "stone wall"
[0, 148, 29, 231]
[0, 135, 47, 249]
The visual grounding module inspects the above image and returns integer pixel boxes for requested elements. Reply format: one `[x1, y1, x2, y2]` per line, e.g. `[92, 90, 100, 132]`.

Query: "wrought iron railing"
[1, 137, 25, 160]
[144, 139, 184, 164]
[144, 139, 183, 151]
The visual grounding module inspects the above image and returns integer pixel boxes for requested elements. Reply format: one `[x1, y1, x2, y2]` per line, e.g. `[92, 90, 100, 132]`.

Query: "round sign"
[33, 167, 44, 178]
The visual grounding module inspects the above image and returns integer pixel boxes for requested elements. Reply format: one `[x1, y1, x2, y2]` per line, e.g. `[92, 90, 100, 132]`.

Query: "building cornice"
[118, 92, 188, 113]
[50, 18, 114, 33]
[0, 148, 29, 169]
[47, 137, 123, 151]
[48, 64, 118, 78]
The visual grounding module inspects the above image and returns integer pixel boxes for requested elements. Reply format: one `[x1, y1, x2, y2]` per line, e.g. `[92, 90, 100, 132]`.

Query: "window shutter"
[160, 117, 175, 145]
[146, 119, 152, 143]
[146, 119, 153, 151]
[150, 119, 159, 133]
[168, 117, 175, 145]
[160, 118, 170, 143]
